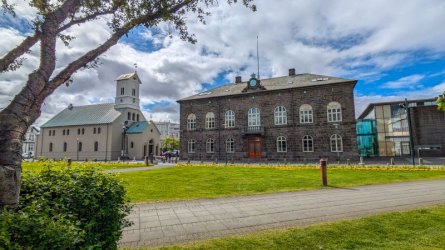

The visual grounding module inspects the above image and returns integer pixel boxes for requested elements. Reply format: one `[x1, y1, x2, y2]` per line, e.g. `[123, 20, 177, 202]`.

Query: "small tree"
[438, 92, 445, 112]
[0, 0, 256, 209]
[162, 137, 180, 151]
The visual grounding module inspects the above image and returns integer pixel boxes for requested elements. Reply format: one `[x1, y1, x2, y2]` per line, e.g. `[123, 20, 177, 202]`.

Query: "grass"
[22, 160, 148, 173]
[153, 204, 445, 250]
[119, 164, 445, 203]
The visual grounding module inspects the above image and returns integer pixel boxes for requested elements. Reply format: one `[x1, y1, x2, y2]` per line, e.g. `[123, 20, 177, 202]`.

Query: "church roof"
[126, 121, 149, 134]
[116, 72, 141, 83]
[41, 103, 121, 128]
[178, 73, 356, 102]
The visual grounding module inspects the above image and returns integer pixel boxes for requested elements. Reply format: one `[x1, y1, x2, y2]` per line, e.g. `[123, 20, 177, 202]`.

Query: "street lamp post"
[400, 98, 415, 166]
[121, 122, 129, 160]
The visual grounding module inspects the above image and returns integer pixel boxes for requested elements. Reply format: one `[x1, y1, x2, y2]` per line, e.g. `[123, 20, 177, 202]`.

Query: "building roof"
[177, 73, 356, 102]
[358, 98, 438, 119]
[126, 121, 149, 134]
[116, 72, 142, 84]
[41, 103, 121, 128]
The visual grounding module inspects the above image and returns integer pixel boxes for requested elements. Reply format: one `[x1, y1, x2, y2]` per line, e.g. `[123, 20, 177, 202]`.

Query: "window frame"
[276, 136, 287, 152]
[302, 135, 314, 152]
[225, 110, 235, 128]
[205, 112, 216, 129]
[327, 102, 342, 123]
[330, 134, 343, 152]
[206, 138, 215, 153]
[299, 104, 314, 124]
[225, 138, 235, 153]
[188, 139, 196, 153]
[274, 106, 287, 125]
[248, 107, 261, 127]
[187, 114, 196, 131]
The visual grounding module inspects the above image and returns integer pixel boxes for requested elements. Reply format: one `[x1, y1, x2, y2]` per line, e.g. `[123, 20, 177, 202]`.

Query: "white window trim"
[206, 138, 215, 153]
[225, 110, 235, 128]
[330, 134, 343, 152]
[302, 135, 314, 152]
[274, 106, 287, 125]
[205, 112, 216, 129]
[187, 114, 196, 131]
[188, 140, 196, 153]
[226, 138, 235, 153]
[299, 104, 314, 124]
[276, 136, 287, 153]
[248, 108, 261, 127]
[327, 102, 342, 123]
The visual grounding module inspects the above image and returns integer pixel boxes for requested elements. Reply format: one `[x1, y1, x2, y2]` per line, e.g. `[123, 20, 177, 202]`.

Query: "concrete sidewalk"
[120, 179, 445, 248]
[104, 162, 176, 173]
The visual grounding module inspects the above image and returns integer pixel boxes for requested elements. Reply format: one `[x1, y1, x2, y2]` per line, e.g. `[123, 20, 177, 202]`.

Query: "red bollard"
[320, 159, 328, 186]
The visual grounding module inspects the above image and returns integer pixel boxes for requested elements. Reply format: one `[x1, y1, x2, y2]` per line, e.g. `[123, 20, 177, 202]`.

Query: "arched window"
[302, 135, 314, 152]
[330, 134, 343, 152]
[206, 138, 215, 153]
[300, 104, 313, 124]
[226, 138, 235, 153]
[248, 107, 260, 127]
[77, 128, 80, 135]
[97, 128, 101, 134]
[187, 114, 196, 130]
[94, 141, 99, 152]
[225, 110, 235, 128]
[132, 113, 135, 121]
[130, 141, 134, 148]
[81, 128, 85, 135]
[128, 112, 131, 120]
[205, 112, 216, 129]
[188, 139, 195, 153]
[63, 129, 66, 135]
[327, 102, 342, 122]
[137, 114, 140, 122]
[93, 128, 96, 134]
[49, 142, 53, 152]
[63, 142, 67, 152]
[274, 106, 287, 125]
[276, 136, 287, 152]
[66, 129, 69, 135]
[78, 142, 82, 152]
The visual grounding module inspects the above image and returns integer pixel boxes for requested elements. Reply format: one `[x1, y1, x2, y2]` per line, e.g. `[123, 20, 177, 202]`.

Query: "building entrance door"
[248, 137, 262, 159]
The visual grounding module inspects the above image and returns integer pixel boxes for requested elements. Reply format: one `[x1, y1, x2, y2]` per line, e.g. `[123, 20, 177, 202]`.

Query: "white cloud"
[381, 74, 425, 89]
[1, 0, 445, 125]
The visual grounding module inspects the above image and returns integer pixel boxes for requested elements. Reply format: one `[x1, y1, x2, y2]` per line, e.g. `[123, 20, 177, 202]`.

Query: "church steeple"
[114, 72, 141, 110]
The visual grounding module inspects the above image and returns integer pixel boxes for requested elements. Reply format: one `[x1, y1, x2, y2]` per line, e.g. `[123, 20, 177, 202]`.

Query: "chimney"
[235, 76, 242, 83]
[289, 68, 296, 76]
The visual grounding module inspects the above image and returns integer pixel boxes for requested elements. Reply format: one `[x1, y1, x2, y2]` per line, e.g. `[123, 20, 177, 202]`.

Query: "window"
[78, 128, 80, 135]
[94, 141, 99, 152]
[187, 114, 196, 130]
[98, 127, 101, 134]
[226, 138, 235, 153]
[49, 130, 51, 136]
[133, 98, 135, 103]
[81, 128, 85, 135]
[274, 106, 287, 125]
[248, 107, 260, 127]
[300, 104, 313, 124]
[276, 136, 287, 152]
[188, 139, 195, 153]
[63, 142, 67, 152]
[132, 88, 136, 96]
[302, 135, 314, 152]
[225, 110, 235, 128]
[206, 138, 215, 153]
[63, 129, 66, 135]
[53, 130, 55, 136]
[130, 142, 134, 148]
[137, 114, 139, 122]
[120, 87, 125, 95]
[128, 112, 131, 120]
[66, 129, 69, 135]
[78, 142, 82, 152]
[330, 134, 343, 152]
[132, 113, 135, 121]
[93, 128, 96, 134]
[327, 102, 342, 122]
[49, 142, 53, 152]
[205, 112, 216, 129]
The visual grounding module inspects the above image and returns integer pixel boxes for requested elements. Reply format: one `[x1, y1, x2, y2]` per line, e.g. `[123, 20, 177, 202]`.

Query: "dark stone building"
[358, 98, 445, 157]
[177, 69, 358, 162]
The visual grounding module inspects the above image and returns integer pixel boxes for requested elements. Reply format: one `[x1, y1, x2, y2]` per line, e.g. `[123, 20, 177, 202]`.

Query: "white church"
[36, 72, 161, 161]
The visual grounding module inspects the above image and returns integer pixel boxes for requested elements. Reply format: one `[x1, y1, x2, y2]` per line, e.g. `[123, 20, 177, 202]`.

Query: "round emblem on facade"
[249, 79, 257, 87]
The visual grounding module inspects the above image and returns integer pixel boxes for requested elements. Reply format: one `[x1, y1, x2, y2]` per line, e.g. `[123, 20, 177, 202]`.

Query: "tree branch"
[0, 3, 116, 73]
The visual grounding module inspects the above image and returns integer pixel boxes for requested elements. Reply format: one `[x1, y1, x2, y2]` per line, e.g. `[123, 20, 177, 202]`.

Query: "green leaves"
[1, 167, 132, 249]
[437, 92, 445, 112]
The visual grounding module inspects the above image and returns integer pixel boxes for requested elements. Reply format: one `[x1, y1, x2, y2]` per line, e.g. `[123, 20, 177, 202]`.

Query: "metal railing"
[240, 126, 265, 135]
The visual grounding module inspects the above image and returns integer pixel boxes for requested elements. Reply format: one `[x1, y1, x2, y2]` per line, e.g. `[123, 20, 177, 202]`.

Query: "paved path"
[104, 162, 176, 173]
[120, 179, 445, 248]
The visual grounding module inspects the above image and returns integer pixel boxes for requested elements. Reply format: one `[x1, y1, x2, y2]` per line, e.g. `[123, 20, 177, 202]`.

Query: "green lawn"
[119, 165, 445, 203]
[154, 205, 445, 250]
[22, 160, 148, 173]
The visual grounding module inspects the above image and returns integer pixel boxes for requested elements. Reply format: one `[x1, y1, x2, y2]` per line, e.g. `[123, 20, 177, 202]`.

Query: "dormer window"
[120, 87, 125, 95]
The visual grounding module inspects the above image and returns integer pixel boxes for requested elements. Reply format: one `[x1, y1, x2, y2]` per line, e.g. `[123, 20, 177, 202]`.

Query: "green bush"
[1, 168, 132, 249]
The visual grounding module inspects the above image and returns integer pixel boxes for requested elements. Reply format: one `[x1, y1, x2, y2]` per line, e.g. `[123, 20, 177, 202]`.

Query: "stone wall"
[411, 106, 445, 156]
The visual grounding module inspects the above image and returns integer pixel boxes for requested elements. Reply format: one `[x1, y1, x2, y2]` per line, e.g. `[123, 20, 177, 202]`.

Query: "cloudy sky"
[1, 0, 445, 126]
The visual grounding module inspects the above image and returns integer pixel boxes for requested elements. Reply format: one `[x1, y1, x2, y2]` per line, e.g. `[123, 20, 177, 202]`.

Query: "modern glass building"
[358, 98, 440, 157]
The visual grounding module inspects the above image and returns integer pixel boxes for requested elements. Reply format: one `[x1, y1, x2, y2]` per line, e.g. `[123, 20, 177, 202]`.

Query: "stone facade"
[411, 105, 445, 156]
[178, 73, 358, 162]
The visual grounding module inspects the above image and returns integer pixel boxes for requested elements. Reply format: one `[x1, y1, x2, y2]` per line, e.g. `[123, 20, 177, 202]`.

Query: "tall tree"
[438, 92, 445, 112]
[0, 0, 255, 209]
